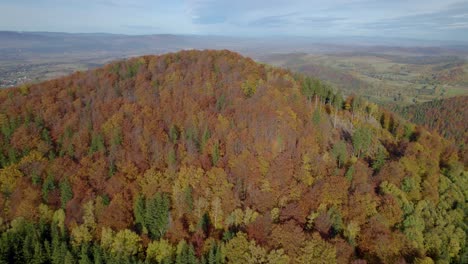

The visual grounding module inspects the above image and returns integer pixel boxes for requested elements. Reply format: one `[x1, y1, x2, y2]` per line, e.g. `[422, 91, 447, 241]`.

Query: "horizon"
[2, 30, 468, 47]
[1, 1, 468, 42]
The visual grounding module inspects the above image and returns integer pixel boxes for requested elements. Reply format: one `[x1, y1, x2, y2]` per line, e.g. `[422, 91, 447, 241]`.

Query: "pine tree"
[133, 195, 146, 234]
[60, 179, 73, 208]
[64, 251, 76, 264]
[42, 173, 55, 201]
[187, 244, 198, 264]
[32, 242, 47, 264]
[145, 193, 170, 240]
[92, 245, 103, 264]
[78, 245, 92, 264]
[208, 245, 216, 264]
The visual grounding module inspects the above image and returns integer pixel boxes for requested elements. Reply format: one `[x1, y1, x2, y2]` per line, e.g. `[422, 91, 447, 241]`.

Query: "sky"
[1, 0, 468, 41]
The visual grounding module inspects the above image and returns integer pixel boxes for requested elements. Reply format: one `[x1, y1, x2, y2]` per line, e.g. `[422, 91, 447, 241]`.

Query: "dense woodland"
[392, 96, 468, 165]
[0, 50, 466, 263]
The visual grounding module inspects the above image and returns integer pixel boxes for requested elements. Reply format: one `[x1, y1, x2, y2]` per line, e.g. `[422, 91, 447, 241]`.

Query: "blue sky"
[1, 0, 468, 41]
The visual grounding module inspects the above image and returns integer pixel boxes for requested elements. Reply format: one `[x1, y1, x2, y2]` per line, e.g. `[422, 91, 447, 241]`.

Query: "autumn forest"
[0, 50, 466, 264]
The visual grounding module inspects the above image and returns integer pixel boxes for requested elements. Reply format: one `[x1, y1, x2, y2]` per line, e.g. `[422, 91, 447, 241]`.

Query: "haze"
[1, 0, 468, 42]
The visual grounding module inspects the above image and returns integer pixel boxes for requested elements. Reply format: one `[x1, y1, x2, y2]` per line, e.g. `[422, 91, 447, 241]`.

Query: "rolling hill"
[392, 96, 468, 164]
[0, 50, 466, 263]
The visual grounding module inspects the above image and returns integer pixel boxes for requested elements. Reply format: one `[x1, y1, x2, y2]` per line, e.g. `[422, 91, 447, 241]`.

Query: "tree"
[169, 125, 180, 144]
[89, 132, 105, 155]
[331, 140, 348, 168]
[224, 232, 251, 264]
[42, 173, 56, 201]
[212, 141, 220, 166]
[59, 179, 73, 208]
[147, 239, 174, 263]
[145, 193, 171, 240]
[352, 126, 372, 158]
[372, 147, 387, 173]
[241, 78, 257, 98]
[101, 228, 141, 258]
[297, 233, 337, 264]
[133, 195, 146, 233]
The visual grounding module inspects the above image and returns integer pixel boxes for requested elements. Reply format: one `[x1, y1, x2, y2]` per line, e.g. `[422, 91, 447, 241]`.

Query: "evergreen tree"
[331, 140, 347, 168]
[89, 133, 105, 155]
[352, 126, 372, 158]
[42, 173, 56, 201]
[60, 179, 73, 208]
[64, 251, 76, 264]
[145, 193, 170, 240]
[133, 195, 146, 234]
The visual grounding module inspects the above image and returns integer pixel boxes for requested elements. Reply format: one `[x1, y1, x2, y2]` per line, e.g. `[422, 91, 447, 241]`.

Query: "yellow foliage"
[102, 113, 123, 140]
[147, 239, 174, 263]
[138, 168, 171, 197]
[38, 204, 54, 222]
[0, 165, 23, 195]
[271, 208, 280, 223]
[300, 154, 314, 186]
[216, 114, 230, 136]
[101, 228, 142, 257]
[0, 113, 7, 127]
[19, 84, 29, 96]
[19, 150, 45, 166]
[71, 224, 93, 247]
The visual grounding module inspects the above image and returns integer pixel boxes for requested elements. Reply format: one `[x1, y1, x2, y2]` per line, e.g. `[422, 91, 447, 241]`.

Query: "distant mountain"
[0, 50, 466, 263]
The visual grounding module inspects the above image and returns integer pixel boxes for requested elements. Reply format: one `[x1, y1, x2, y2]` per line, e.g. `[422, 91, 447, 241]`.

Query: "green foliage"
[241, 79, 257, 98]
[134, 193, 171, 240]
[169, 125, 180, 144]
[0, 50, 466, 264]
[89, 133, 105, 155]
[312, 110, 321, 125]
[146, 193, 171, 240]
[133, 195, 146, 234]
[216, 94, 227, 112]
[125, 60, 143, 79]
[167, 147, 177, 166]
[201, 127, 211, 152]
[59, 179, 73, 209]
[146, 239, 174, 263]
[352, 126, 372, 158]
[331, 140, 347, 168]
[175, 240, 198, 264]
[101, 228, 142, 258]
[345, 166, 354, 181]
[301, 77, 315, 101]
[42, 173, 56, 201]
[108, 160, 116, 177]
[372, 147, 387, 173]
[212, 141, 220, 166]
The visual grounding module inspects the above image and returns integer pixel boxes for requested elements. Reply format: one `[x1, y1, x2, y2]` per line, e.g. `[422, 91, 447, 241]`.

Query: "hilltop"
[0, 50, 466, 263]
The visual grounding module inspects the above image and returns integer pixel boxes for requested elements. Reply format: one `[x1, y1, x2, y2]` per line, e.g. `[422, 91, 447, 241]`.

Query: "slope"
[0, 50, 466, 264]
[392, 96, 468, 163]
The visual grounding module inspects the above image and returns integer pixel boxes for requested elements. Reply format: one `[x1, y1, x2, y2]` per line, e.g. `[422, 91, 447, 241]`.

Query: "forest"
[0, 50, 466, 263]
[391, 96, 468, 165]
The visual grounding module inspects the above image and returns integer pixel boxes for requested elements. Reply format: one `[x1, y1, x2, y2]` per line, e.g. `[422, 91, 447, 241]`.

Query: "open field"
[1, 31, 468, 108]
[259, 52, 468, 105]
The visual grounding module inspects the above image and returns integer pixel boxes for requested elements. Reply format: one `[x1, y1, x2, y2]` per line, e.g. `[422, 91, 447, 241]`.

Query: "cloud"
[248, 13, 296, 28]
[1, 0, 468, 41]
[121, 25, 161, 30]
[359, 2, 468, 33]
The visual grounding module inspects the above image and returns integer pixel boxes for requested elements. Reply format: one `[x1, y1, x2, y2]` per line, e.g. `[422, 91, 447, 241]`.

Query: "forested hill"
[0, 50, 466, 263]
[392, 96, 468, 164]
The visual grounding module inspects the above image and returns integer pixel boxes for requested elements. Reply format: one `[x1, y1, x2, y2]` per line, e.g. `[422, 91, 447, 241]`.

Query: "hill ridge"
[0, 50, 466, 264]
